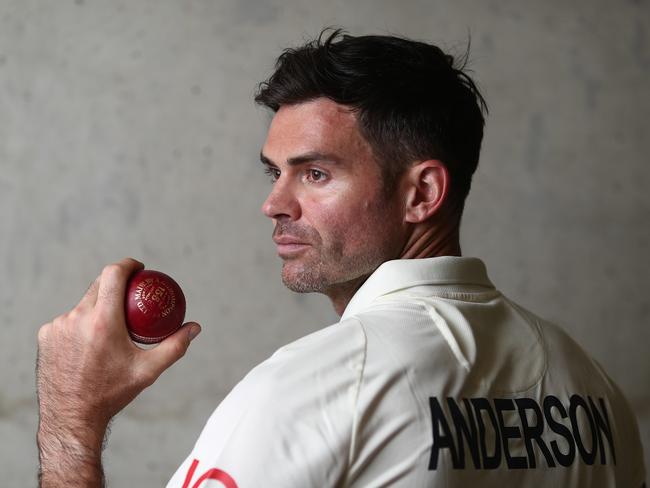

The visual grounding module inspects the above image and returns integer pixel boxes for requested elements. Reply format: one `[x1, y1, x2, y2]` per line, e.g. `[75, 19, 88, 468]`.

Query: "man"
[37, 31, 645, 487]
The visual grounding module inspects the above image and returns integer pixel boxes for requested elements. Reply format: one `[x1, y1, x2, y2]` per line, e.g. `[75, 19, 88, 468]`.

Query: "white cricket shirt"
[167, 257, 645, 487]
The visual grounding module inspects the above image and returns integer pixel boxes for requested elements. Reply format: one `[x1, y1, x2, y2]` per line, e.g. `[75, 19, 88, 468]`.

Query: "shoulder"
[190, 319, 367, 458]
[173, 320, 368, 487]
[271, 316, 366, 359]
[263, 317, 366, 376]
[233, 318, 368, 413]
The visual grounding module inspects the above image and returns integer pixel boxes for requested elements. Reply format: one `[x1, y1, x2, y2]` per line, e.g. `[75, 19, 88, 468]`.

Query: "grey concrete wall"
[1, 0, 647, 485]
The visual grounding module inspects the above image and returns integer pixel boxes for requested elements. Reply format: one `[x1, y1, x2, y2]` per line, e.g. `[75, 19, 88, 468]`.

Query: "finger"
[76, 276, 100, 310]
[95, 258, 144, 322]
[138, 322, 201, 386]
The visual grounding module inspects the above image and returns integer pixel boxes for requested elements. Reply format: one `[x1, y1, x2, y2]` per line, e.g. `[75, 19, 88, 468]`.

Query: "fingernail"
[188, 324, 201, 341]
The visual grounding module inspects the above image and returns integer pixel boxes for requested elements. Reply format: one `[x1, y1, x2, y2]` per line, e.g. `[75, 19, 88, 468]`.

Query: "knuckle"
[102, 263, 122, 279]
[138, 368, 157, 388]
[37, 323, 51, 343]
[84, 278, 99, 296]
[89, 314, 109, 336]
[53, 313, 68, 326]
[170, 340, 187, 359]
[67, 306, 81, 321]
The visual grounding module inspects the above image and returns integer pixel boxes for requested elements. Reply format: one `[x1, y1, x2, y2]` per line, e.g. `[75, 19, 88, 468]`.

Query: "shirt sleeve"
[166, 319, 367, 488]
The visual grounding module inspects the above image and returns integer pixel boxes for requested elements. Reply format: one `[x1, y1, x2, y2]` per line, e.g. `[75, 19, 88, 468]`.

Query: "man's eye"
[307, 169, 326, 182]
[264, 167, 281, 182]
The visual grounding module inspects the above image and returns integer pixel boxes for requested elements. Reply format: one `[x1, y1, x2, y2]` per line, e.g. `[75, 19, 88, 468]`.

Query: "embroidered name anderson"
[428, 395, 616, 470]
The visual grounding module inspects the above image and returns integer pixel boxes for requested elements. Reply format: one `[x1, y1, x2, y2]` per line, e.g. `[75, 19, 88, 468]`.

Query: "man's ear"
[403, 160, 450, 224]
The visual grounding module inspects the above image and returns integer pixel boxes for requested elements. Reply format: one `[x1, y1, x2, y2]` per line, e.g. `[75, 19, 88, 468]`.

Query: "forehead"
[262, 98, 373, 162]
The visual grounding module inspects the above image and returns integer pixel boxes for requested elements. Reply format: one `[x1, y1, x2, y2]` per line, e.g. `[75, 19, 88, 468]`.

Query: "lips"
[273, 235, 311, 256]
[273, 236, 309, 245]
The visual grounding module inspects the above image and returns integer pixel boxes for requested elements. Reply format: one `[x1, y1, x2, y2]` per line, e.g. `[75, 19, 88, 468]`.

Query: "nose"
[261, 178, 301, 221]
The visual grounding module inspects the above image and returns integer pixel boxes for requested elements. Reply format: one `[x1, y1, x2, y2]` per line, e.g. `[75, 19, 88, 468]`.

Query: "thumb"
[139, 322, 201, 385]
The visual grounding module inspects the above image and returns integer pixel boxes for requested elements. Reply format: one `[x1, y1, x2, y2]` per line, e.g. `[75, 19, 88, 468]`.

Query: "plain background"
[1, 0, 648, 485]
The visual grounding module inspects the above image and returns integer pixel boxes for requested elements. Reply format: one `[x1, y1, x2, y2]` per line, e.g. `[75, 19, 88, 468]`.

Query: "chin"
[281, 262, 327, 293]
[281, 275, 324, 293]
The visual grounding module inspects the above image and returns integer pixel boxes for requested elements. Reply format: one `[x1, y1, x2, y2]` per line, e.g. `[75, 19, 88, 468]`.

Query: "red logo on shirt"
[181, 459, 238, 488]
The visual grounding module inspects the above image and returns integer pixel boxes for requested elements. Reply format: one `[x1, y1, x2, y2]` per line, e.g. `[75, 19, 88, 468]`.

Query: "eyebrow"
[259, 151, 341, 167]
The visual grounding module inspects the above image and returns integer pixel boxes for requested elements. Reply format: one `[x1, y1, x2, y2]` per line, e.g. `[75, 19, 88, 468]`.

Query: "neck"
[326, 275, 370, 316]
[399, 221, 461, 259]
[325, 222, 461, 317]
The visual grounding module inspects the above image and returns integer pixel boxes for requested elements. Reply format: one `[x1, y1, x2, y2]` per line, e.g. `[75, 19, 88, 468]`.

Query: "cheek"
[301, 174, 397, 250]
[317, 206, 355, 240]
[314, 198, 389, 249]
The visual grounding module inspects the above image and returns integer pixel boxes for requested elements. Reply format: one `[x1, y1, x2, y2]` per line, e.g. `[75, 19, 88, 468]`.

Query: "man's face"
[260, 98, 406, 297]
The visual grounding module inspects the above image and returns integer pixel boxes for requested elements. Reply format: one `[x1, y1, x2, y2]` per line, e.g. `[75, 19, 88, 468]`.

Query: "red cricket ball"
[124, 269, 186, 344]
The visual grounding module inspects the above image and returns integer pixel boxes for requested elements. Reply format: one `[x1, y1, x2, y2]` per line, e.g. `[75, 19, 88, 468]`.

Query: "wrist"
[38, 417, 108, 487]
[38, 408, 108, 449]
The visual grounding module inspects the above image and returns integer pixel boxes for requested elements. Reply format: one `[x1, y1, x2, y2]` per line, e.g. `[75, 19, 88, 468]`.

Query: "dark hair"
[255, 29, 488, 221]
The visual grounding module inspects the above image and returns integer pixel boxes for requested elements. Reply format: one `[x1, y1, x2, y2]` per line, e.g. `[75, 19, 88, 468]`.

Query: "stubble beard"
[278, 211, 396, 295]
[281, 259, 327, 293]
[281, 241, 387, 295]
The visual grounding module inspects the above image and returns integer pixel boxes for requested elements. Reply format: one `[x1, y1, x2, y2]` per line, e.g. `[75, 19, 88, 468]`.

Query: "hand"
[36, 258, 201, 486]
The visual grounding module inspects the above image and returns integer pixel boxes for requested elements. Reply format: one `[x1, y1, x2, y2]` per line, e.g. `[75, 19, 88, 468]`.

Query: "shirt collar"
[341, 256, 494, 320]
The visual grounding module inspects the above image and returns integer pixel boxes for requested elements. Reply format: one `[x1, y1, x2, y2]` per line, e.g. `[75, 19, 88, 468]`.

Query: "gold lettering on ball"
[134, 277, 176, 318]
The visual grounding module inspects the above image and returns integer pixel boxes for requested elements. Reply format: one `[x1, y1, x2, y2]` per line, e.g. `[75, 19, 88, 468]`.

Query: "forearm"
[37, 420, 106, 488]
